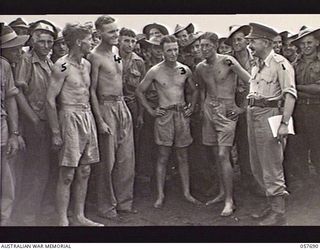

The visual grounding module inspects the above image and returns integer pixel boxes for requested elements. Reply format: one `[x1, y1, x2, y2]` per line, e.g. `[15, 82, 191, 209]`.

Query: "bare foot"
[71, 216, 104, 227]
[184, 194, 202, 206]
[153, 196, 164, 209]
[205, 192, 225, 206]
[220, 202, 235, 217]
[57, 219, 69, 227]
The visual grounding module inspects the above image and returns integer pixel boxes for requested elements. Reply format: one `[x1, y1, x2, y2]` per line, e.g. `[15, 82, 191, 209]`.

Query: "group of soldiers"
[1, 15, 320, 227]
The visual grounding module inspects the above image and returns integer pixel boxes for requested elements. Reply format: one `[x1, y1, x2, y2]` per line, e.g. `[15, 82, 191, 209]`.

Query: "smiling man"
[136, 35, 201, 209]
[285, 27, 320, 185]
[88, 16, 136, 220]
[195, 32, 250, 217]
[47, 23, 103, 227]
[246, 23, 297, 225]
[119, 27, 146, 181]
[14, 20, 56, 225]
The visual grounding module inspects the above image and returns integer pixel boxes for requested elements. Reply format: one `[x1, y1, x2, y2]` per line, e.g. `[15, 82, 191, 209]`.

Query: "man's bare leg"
[176, 147, 202, 205]
[206, 146, 225, 205]
[154, 146, 171, 208]
[72, 165, 103, 226]
[56, 167, 75, 226]
[218, 146, 235, 216]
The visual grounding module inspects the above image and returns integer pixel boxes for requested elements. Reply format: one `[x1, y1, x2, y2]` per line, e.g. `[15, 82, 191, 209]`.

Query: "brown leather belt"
[297, 98, 320, 105]
[248, 98, 283, 108]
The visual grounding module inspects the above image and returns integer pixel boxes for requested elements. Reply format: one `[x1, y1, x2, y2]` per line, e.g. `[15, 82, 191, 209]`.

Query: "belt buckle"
[248, 98, 254, 106]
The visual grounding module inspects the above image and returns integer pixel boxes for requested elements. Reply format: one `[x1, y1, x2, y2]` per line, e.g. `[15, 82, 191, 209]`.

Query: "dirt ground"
[8, 162, 320, 227]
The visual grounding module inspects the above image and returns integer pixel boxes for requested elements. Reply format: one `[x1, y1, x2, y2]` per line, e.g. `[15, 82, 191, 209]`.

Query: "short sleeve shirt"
[1, 57, 19, 118]
[15, 50, 53, 120]
[248, 50, 297, 100]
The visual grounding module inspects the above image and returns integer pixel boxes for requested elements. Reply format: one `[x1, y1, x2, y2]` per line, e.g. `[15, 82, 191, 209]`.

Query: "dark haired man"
[119, 27, 146, 180]
[136, 35, 201, 208]
[47, 23, 103, 226]
[195, 32, 250, 216]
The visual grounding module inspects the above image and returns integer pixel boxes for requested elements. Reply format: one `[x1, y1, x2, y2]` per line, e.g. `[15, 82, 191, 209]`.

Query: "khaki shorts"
[59, 105, 99, 167]
[154, 104, 193, 148]
[202, 99, 238, 147]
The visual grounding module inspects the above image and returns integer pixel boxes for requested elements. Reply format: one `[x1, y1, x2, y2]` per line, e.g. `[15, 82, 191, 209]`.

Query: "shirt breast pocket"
[259, 72, 276, 85]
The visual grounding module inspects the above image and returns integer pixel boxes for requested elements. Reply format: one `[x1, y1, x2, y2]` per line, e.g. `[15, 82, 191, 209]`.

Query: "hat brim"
[140, 39, 161, 47]
[184, 33, 203, 48]
[291, 28, 320, 47]
[143, 23, 169, 37]
[174, 23, 195, 36]
[225, 25, 251, 46]
[0, 35, 29, 49]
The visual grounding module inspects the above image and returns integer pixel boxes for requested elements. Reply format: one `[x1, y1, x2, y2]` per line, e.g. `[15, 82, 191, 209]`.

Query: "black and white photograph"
[1, 13, 320, 235]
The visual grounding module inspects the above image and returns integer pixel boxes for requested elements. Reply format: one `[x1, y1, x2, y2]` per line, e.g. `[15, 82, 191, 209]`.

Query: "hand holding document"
[268, 115, 295, 138]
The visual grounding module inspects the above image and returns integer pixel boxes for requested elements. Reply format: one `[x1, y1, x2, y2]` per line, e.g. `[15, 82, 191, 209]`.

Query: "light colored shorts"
[154, 104, 193, 148]
[202, 99, 238, 147]
[59, 104, 99, 167]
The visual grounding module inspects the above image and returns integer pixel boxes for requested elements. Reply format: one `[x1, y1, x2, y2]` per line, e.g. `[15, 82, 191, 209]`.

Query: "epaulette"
[273, 53, 285, 63]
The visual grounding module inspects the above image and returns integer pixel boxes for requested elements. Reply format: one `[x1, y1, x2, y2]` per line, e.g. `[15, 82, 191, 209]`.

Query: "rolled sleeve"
[278, 61, 297, 99]
[15, 54, 31, 89]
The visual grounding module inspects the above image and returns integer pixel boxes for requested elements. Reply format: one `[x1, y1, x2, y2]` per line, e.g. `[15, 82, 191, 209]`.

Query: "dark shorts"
[202, 99, 238, 147]
[59, 106, 99, 167]
[154, 104, 193, 148]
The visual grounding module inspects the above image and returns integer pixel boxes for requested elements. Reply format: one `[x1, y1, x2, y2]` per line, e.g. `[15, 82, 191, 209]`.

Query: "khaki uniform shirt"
[123, 52, 146, 103]
[15, 50, 53, 120]
[1, 57, 19, 146]
[248, 50, 297, 101]
[294, 54, 320, 99]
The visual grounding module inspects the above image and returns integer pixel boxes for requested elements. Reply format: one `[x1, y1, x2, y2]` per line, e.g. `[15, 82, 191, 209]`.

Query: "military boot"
[259, 196, 287, 226]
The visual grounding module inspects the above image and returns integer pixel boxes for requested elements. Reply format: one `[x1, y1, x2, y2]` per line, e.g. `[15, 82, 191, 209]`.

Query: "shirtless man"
[47, 23, 102, 226]
[136, 35, 201, 208]
[88, 16, 136, 219]
[195, 32, 250, 216]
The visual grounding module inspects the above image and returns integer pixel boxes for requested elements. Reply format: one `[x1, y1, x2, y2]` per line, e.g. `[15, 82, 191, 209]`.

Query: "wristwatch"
[11, 130, 20, 136]
[280, 120, 289, 126]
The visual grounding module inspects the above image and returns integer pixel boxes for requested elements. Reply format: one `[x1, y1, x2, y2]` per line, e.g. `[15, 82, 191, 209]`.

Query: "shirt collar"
[264, 49, 274, 67]
[31, 50, 50, 64]
[0, 56, 10, 64]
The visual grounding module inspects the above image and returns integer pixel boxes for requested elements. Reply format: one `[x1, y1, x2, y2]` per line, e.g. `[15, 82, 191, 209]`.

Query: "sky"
[2, 14, 320, 37]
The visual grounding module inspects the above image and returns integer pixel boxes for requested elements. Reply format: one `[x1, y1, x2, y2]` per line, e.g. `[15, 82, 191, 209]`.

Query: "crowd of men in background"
[1, 15, 320, 226]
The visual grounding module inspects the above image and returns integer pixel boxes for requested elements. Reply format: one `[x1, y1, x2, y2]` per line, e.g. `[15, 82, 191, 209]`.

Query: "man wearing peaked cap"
[9, 17, 29, 36]
[13, 18, 56, 225]
[284, 26, 320, 192]
[226, 24, 261, 196]
[0, 25, 29, 226]
[29, 20, 57, 39]
[246, 22, 297, 225]
[143, 23, 169, 40]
